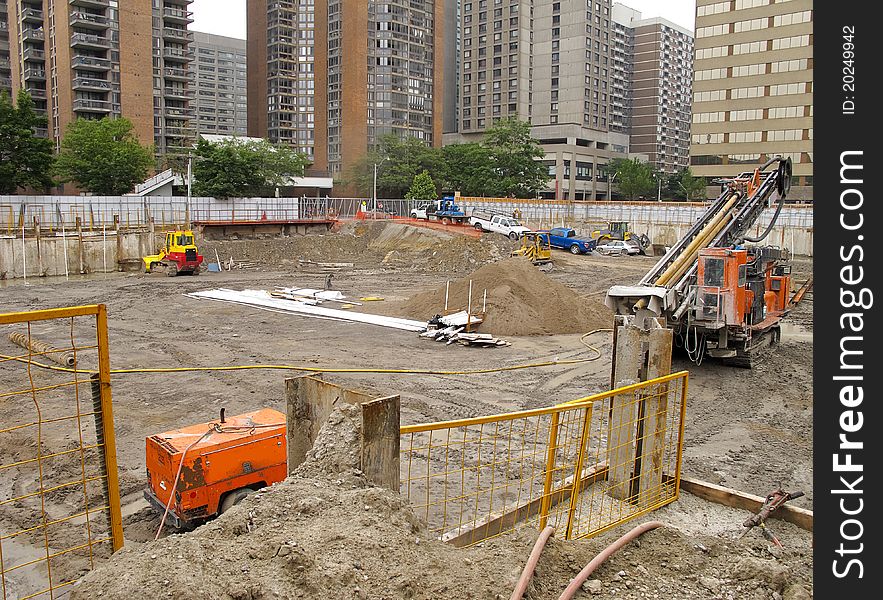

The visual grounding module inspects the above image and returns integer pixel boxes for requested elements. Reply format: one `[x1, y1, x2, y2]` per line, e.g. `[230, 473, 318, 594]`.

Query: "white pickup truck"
[469, 209, 532, 240]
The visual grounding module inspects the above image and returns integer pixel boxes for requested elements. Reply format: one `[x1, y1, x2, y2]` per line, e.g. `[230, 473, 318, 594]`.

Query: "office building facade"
[247, 0, 453, 178]
[192, 31, 247, 137]
[690, 0, 813, 200]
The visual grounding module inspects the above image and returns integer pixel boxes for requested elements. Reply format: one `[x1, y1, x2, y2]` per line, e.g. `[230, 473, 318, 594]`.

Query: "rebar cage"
[400, 372, 688, 546]
[0, 306, 122, 600]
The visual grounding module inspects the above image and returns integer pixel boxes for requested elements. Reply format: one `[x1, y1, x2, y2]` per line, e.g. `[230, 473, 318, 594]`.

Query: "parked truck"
[538, 227, 597, 255]
[409, 197, 468, 224]
[469, 209, 532, 240]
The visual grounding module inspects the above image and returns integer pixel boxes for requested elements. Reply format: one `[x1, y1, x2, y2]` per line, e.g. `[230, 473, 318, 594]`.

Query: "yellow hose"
[0, 330, 614, 378]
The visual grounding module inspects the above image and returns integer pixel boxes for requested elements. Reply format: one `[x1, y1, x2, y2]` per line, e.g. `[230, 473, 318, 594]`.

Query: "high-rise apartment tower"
[192, 31, 247, 137]
[4, 0, 194, 161]
[247, 0, 455, 178]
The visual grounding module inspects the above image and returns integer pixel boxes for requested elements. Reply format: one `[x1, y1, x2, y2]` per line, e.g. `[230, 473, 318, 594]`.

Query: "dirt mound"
[199, 221, 517, 274]
[70, 405, 812, 600]
[396, 257, 613, 336]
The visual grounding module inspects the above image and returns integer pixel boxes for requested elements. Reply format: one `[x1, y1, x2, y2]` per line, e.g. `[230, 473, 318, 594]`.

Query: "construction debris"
[270, 287, 362, 306]
[418, 313, 509, 347]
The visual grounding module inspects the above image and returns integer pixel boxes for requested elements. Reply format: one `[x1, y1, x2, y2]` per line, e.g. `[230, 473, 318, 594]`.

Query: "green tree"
[345, 134, 444, 198]
[678, 167, 707, 201]
[604, 157, 658, 201]
[0, 90, 55, 194]
[481, 117, 548, 197]
[405, 170, 438, 201]
[191, 137, 310, 198]
[54, 117, 154, 195]
[665, 167, 706, 201]
[440, 143, 495, 196]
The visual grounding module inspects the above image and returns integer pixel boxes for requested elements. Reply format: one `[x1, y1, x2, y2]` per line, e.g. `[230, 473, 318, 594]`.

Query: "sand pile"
[70, 404, 812, 600]
[199, 221, 516, 274]
[397, 257, 613, 336]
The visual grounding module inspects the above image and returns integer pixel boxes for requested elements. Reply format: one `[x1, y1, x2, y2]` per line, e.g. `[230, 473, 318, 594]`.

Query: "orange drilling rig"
[605, 156, 808, 367]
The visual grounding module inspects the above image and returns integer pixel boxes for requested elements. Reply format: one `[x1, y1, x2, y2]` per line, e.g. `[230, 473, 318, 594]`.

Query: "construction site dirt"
[0, 221, 813, 598]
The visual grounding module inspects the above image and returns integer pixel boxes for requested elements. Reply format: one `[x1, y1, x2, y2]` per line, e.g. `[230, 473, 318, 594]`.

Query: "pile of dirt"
[395, 257, 613, 336]
[70, 404, 812, 600]
[199, 221, 517, 274]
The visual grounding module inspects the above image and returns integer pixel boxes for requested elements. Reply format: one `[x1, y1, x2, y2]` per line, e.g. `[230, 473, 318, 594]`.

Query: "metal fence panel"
[399, 372, 687, 546]
[0, 306, 122, 600]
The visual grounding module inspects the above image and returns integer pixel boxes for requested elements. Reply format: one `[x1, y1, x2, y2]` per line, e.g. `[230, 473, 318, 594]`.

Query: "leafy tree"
[481, 118, 548, 197]
[678, 167, 707, 201]
[345, 134, 445, 198]
[664, 167, 706, 201]
[440, 143, 495, 196]
[405, 170, 438, 201]
[0, 90, 55, 194]
[54, 117, 154, 195]
[191, 137, 310, 198]
[604, 157, 659, 201]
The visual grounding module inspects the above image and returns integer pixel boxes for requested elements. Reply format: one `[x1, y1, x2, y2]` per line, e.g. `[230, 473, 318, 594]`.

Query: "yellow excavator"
[143, 230, 204, 276]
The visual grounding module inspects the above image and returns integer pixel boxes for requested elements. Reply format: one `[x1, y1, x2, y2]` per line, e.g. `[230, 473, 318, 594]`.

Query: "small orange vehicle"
[144, 408, 287, 528]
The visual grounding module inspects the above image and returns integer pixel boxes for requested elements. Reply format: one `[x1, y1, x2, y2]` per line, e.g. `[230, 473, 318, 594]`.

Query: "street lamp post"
[373, 162, 378, 212]
[186, 152, 192, 226]
[373, 157, 388, 214]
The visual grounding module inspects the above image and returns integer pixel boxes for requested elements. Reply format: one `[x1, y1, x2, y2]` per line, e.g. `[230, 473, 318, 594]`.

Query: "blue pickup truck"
[538, 227, 597, 255]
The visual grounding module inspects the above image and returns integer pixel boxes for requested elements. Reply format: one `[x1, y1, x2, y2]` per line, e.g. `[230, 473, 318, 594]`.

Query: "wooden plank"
[360, 395, 400, 492]
[442, 464, 609, 548]
[678, 475, 813, 532]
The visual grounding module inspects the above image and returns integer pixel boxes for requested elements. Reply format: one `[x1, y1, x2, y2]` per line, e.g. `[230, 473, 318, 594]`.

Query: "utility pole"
[186, 152, 192, 227]
[373, 162, 378, 212]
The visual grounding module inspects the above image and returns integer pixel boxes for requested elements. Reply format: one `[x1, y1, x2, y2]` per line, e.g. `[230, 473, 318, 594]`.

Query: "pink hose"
[558, 521, 664, 600]
[510, 526, 556, 600]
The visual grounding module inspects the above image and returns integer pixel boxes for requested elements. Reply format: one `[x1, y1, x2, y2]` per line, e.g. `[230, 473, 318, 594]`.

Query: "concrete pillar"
[285, 373, 400, 491]
[607, 316, 673, 503]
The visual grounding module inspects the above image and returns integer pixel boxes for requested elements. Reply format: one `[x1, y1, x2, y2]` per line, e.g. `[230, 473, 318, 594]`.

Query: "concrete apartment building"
[1, 2, 11, 97]
[612, 4, 693, 175]
[152, 0, 197, 158]
[3, 0, 194, 161]
[247, 0, 456, 179]
[192, 31, 247, 137]
[446, 0, 631, 201]
[690, 0, 813, 200]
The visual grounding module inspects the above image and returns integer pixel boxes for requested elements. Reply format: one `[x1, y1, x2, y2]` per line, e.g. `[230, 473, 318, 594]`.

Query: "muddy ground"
[0, 221, 814, 597]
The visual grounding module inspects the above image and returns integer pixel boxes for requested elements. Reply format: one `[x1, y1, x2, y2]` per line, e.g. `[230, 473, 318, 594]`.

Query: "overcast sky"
[190, 0, 695, 41]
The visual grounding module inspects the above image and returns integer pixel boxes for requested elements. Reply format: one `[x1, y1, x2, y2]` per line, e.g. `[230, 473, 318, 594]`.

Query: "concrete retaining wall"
[0, 229, 153, 280]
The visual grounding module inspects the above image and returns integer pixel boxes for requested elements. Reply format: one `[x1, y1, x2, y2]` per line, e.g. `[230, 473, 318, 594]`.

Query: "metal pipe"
[7, 332, 77, 367]
[655, 192, 740, 287]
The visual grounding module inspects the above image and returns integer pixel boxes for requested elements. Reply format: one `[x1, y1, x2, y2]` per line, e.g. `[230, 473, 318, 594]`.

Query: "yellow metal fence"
[0, 306, 122, 600]
[400, 372, 687, 546]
